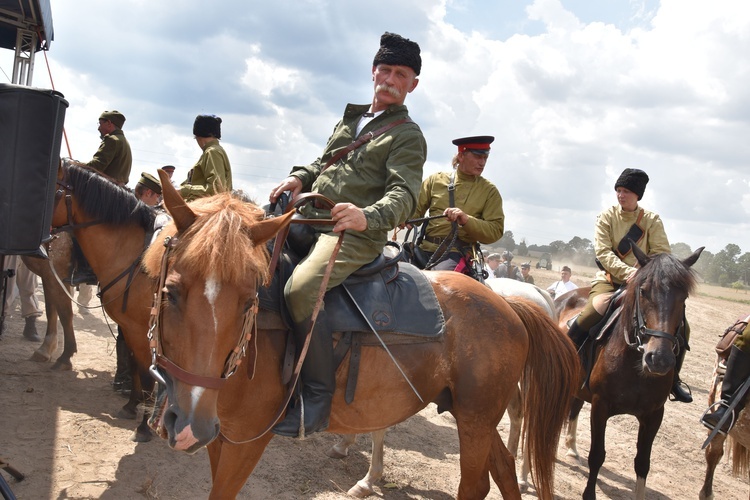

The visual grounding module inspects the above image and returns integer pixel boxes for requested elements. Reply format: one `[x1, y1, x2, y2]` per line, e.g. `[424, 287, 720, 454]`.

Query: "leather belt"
[424, 234, 470, 248]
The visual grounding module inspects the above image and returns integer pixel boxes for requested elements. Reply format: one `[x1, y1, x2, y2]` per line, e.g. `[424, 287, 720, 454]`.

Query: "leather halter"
[625, 285, 678, 353]
[147, 235, 259, 391]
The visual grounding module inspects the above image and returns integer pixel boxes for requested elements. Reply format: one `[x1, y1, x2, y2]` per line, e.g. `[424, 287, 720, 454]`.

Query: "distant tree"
[548, 240, 566, 254]
[517, 239, 529, 256]
[498, 231, 516, 252]
[670, 242, 693, 259]
[731, 280, 746, 293]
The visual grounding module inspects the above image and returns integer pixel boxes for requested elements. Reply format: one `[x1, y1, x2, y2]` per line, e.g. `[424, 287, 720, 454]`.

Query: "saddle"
[716, 315, 750, 365]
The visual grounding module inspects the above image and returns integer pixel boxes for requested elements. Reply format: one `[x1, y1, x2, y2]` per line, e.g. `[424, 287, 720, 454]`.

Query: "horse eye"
[162, 286, 178, 305]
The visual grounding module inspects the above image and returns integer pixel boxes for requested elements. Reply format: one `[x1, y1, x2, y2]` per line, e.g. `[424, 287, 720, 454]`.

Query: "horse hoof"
[565, 449, 579, 459]
[518, 480, 529, 492]
[50, 360, 73, 371]
[326, 446, 348, 459]
[131, 430, 153, 443]
[30, 351, 51, 363]
[117, 407, 137, 420]
[347, 481, 374, 498]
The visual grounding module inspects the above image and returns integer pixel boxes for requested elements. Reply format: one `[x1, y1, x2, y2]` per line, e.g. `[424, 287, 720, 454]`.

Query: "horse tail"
[731, 436, 750, 478]
[506, 297, 580, 500]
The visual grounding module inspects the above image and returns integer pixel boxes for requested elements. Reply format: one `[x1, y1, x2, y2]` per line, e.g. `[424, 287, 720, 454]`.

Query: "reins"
[625, 285, 678, 353]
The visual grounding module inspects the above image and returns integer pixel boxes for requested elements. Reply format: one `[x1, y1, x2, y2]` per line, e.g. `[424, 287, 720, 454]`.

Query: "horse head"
[624, 244, 704, 376]
[142, 170, 294, 452]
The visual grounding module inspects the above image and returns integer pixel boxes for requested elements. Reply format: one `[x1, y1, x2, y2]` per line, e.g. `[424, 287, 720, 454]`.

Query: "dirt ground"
[1, 262, 750, 499]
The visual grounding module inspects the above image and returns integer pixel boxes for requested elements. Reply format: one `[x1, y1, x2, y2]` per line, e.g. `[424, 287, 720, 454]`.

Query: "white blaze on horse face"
[204, 276, 221, 333]
[190, 386, 205, 418]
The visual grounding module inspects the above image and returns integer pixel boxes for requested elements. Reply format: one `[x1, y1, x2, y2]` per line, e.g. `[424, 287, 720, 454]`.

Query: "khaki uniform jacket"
[86, 129, 132, 184]
[290, 103, 426, 246]
[593, 204, 671, 285]
[180, 139, 232, 202]
[413, 170, 504, 253]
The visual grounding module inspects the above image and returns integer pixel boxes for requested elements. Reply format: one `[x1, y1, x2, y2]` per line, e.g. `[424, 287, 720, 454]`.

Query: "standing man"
[180, 115, 232, 202]
[546, 266, 578, 298]
[411, 136, 504, 275]
[86, 110, 132, 184]
[496, 250, 523, 281]
[483, 253, 502, 280]
[1, 257, 42, 341]
[520, 262, 535, 284]
[268, 32, 426, 438]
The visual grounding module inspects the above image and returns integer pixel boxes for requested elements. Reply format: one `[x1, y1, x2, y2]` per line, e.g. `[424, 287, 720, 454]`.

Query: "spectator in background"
[484, 253, 502, 280]
[496, 250, 523, 281]
[520, 262, 535, 284]
[161, 165, 176, 180]
[546, 266, 578, 298]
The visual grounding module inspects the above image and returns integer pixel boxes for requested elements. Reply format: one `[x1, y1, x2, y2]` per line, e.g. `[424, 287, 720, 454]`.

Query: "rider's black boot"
[702, 346, 750, 433]
[567, 320, 589, 350]
[670, 344, 692, 403]
[22, 316, 40, 342]
[273, 311, 334, 438]
[113, 330, 133, 396]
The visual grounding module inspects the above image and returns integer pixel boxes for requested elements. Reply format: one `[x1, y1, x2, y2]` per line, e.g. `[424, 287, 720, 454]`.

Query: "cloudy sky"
[2, 0, 748, 254]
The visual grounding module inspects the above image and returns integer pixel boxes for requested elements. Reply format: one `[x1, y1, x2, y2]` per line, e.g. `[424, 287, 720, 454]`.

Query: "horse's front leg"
[208, 437, 274, 499]
[327, 433, 357, 458]
[566, 397, 585, 459]
[347, 429, 387, 498]
[633, 407, 664, 500]
[583, 400, 609, 500]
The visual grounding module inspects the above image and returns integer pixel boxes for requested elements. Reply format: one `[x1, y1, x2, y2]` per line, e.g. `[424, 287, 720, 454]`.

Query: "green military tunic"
[180, 139, 232, 202]
[86, 129, 132, 184]
[286, 103, 426, 322]
[413, 170, 504, 253]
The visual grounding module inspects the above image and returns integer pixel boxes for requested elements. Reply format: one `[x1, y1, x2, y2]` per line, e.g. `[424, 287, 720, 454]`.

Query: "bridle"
[51, 163, 106, 234]
[147, 235, 259, 391]
[625, 285, 679, 354]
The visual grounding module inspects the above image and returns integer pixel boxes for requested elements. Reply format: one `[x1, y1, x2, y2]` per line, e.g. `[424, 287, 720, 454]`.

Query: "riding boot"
[273, 311, 334, 438]
[702, 346, 750, 433]
[670, 344, 692, 403]
[113, 331, 133, 395]
[22, 316, 40, 342]
[567, 320, 589, 350]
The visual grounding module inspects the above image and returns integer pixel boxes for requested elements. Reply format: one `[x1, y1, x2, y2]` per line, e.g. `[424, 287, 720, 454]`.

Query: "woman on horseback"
[567, 168, 693, 403]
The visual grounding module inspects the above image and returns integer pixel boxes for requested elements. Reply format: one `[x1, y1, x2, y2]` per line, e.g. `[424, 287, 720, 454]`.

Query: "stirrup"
[700, 401, 735, 436]
[669, 379, 693, 402]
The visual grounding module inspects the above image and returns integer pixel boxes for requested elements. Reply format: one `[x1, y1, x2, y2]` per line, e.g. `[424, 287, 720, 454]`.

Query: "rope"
[38, 36, 72, 158]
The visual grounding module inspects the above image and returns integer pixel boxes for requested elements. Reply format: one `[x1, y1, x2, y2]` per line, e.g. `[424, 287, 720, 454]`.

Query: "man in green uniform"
[180, 115, 232, 202]
[268, 32, 426, 438]
[412, 136, 504, 274]
[86, 110, 132, 184]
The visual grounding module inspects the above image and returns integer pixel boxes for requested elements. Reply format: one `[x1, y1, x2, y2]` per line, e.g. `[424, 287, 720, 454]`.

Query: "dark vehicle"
[536, 253, 552, 270]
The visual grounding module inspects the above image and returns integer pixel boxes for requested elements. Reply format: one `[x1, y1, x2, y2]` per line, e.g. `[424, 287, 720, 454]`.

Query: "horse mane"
[143, 193, 270, 288]
[66, 163, 155, 230]
[621, 252, 697, 320]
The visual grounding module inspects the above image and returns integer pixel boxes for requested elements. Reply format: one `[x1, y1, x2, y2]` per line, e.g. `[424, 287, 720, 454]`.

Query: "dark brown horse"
[20, 232, 78, 370]
[700, 325, 750, 500]
[558, 247, 703, 499]
[142, 172, 580, 499]
[50, 161, 158, 441]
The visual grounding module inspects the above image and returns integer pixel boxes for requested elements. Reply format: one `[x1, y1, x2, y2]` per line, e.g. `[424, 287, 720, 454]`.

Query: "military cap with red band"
[452, 135, 494, 155]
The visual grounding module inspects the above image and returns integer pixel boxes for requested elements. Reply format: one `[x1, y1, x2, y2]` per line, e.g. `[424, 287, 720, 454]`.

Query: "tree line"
[491, 231, 749, 288]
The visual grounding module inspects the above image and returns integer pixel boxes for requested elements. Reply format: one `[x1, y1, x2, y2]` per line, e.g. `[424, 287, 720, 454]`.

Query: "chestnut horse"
[142, 172, 580, 500]
[558, 247, 703, 500]
[51, 161, 158, 441]
[20, 232, 78, 370]
[700, 325, 750, 500]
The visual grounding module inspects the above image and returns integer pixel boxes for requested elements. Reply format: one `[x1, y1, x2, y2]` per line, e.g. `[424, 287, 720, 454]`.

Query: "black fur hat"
[372, 32, 421, 76]
[614, 168, 649, 200]
[193, 114, 222, 139]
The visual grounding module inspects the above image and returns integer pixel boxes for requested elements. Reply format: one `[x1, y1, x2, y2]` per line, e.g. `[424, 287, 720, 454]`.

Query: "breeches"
[735, 324, 750, 353]
[285, 231, 380, 323]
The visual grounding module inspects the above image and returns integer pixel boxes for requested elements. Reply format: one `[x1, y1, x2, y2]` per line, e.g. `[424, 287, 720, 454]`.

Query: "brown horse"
[20, 232, 78, 370]
[558, 247, 703, 500]
[50, 161, 158, 441]
[701, 331, 750, 500]
[142, 173, 580, 499]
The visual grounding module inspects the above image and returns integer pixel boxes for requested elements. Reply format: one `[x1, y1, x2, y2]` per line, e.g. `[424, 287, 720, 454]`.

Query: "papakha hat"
[372, 32, 422, 76]
[614, 168, 649, 200]
[137, 172, 162, 195]
[452, 136, 494, 155]
[193, 114, 222, 139]
[99, 110, 126, 129]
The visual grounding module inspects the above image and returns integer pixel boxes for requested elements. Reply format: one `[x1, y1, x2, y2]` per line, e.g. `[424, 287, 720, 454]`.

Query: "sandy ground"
[1, 264, 750, 499]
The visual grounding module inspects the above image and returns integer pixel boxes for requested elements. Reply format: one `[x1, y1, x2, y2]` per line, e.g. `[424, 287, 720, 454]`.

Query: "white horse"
[328, 278, 558, 497]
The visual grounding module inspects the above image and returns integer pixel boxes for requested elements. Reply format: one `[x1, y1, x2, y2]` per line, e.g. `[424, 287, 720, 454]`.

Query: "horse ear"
[630, 240, 650, 267]
[157, 169, 196, 232]
[249, 211, 295, 246]
[682, 246, 704, 268]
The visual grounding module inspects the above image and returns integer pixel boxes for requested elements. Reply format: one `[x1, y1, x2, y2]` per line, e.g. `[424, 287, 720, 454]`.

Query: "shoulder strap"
[322, 117, 412, 173]
[615, 209, 645, 258]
